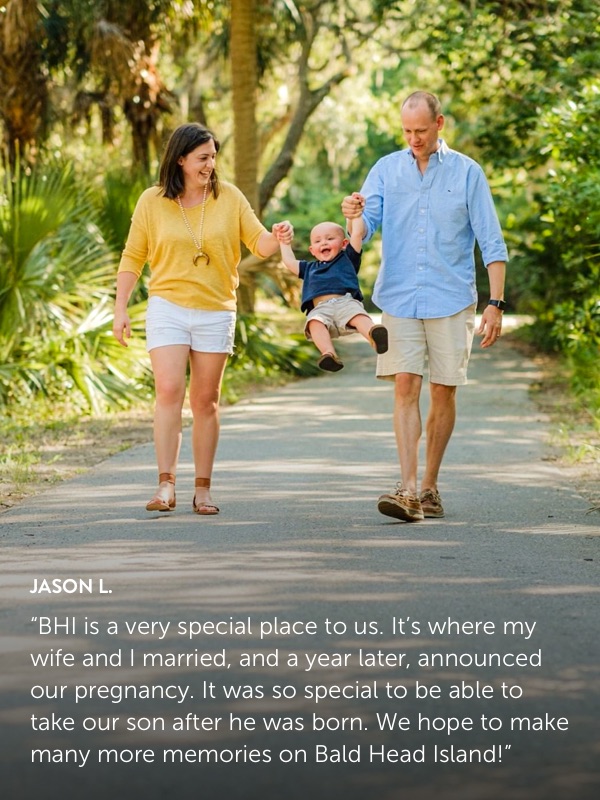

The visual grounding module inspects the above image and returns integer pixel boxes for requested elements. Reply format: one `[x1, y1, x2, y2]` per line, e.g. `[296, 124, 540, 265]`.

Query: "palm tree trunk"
[0, 0, 48, 169]
[231, 0, 259, 314]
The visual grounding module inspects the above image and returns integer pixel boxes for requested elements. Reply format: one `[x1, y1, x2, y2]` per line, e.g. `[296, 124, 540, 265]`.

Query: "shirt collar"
[408, 138, 448, 163]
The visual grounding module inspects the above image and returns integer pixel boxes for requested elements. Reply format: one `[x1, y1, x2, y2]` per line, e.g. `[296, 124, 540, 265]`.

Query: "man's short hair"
[402, 91, 442, 119]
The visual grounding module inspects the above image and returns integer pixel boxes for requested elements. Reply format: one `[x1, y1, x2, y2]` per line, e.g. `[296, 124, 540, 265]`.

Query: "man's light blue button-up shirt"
[361, 140, 508, 319]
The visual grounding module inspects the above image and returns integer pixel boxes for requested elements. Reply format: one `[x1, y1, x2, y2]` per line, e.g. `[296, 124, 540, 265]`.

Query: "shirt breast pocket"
[384, 188, 417, 222]
[434, 189, 469, 230]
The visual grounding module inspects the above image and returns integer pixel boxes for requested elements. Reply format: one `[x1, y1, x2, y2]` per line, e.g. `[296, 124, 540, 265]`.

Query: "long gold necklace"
[177, 184, 210, 266]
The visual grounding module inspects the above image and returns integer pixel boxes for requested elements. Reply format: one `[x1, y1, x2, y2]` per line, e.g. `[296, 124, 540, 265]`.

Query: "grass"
[0, 405, 155, 511]
[508, 332, 600, 514]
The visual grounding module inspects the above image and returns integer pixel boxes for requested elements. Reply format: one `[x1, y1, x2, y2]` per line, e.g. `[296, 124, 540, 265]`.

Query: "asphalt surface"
[1, 323, 599, 800]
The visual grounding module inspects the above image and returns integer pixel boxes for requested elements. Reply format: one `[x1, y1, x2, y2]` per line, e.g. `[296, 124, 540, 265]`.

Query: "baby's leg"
[307, 319, 336, 357]
[347, 313, 376, 339]
[347, 314, 389, 354]
[307, 319, 344, 372]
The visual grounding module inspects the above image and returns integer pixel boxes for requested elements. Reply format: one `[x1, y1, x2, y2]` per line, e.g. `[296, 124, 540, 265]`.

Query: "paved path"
[1, 327, 599, 800]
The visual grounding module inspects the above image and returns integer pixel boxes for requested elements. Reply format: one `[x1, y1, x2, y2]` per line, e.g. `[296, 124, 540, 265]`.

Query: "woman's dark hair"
[158, 123, 221, 199]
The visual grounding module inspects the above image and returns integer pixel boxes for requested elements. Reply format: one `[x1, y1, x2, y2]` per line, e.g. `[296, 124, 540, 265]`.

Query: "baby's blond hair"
[310, 221, 345, 242]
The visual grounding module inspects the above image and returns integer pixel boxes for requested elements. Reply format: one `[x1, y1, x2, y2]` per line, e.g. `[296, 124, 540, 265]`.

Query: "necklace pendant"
[193, 251, 210, 266]
[178, 187, 209, 265]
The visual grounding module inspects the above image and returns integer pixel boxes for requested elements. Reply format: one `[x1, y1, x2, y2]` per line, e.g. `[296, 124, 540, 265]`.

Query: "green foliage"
[93, 168, 151, 305]
[1, 0, 599, 418]
[411, 0, 600, 169]
[96, 170, 150, 254]
[511, 81, 600, 405]
[0, 160, 152, 414]
[518, 85, 600, 312]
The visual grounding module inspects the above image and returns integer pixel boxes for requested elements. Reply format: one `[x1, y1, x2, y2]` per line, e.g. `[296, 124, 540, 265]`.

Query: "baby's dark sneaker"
[318, 353, 344, 372]
[369, 324, 389, 354]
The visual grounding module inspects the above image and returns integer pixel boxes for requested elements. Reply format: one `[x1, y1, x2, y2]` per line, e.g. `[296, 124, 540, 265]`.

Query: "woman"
[113, 123, 292, 515]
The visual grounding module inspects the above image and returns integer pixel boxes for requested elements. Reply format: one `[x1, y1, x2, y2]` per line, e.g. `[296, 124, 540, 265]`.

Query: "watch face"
[489, 299, 506, 310]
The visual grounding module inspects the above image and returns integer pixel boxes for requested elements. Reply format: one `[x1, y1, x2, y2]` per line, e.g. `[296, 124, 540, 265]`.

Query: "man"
[342, 91, 508, 522]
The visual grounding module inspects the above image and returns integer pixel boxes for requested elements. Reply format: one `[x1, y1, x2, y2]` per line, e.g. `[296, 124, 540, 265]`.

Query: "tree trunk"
[0, 0, 47, 170]
[123, 46, 172, 177]
[231, 0, 259, 313]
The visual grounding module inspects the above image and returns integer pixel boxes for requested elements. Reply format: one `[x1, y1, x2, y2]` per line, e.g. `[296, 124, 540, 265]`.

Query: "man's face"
[401, 102, 444, 162]
[308, 223, 347, 262]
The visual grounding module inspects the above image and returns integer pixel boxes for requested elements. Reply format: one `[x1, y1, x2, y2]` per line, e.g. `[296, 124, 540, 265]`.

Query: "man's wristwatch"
[488, 299, 506, 311]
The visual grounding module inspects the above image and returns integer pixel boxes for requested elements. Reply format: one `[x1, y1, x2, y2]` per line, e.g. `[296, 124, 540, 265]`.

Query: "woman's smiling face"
[178, 140, 217, 190]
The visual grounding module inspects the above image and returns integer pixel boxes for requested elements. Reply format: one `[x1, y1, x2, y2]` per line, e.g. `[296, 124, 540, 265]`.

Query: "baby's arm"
[347, 216, 366, 253]
[278, 240, 300, 276]
[345, 192, 366, 253]
[272, 223, 300, 275]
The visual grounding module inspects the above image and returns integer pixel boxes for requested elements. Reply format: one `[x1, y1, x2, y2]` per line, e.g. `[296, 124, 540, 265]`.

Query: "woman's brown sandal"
[193, 477, 219, 516]
[146, 472, 176, 512]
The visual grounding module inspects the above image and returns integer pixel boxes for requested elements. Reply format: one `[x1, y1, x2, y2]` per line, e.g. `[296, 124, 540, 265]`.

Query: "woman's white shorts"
[145, 296, 236, 354]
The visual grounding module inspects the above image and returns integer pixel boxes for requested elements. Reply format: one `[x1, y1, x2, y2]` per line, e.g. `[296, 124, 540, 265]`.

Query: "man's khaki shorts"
[376, 305, 476, 385]
[304, 293, 370, 340]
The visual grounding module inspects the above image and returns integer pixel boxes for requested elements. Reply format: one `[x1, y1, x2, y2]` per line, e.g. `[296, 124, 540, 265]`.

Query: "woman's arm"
[112, 271, 139, 347]
[257, 220, 293, 257]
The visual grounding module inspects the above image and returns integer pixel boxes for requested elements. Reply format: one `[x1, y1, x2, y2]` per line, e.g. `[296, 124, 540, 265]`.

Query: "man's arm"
[341, 192, 364, 220]
[487, 260, 506, 304]
[342, 165, 384, 244]
[477, 260, 506, 348]
[257, 221, 294, 257]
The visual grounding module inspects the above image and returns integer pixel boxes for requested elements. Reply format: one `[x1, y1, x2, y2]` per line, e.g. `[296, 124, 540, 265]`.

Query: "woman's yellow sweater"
[118, 181, 267, 311]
